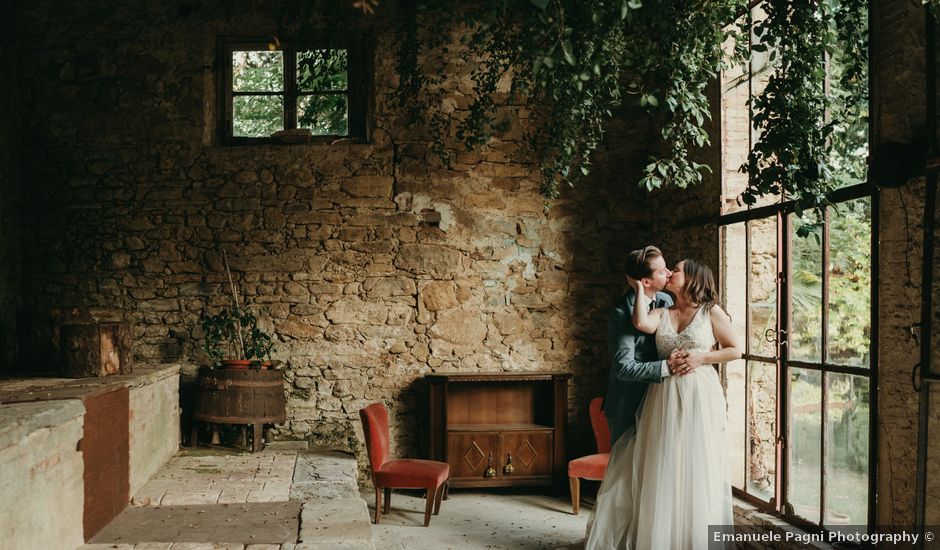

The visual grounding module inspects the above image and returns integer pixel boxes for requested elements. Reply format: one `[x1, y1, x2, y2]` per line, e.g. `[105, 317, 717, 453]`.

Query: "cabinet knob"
[503, 453, 514, 475]
[484, 452, 497, 478]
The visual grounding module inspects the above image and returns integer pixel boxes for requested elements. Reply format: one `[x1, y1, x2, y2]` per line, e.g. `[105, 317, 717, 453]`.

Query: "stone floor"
[81, 445, 374, 550]
[366, 488, 590, 550]
[78, 445, 594, 550]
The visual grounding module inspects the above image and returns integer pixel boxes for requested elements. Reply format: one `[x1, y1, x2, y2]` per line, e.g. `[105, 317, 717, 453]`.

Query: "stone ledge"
[0, 399, 85, 451]
[298, 498, 375, 549]
[111, 363, 182, 387]
[733, 498, 832, 550]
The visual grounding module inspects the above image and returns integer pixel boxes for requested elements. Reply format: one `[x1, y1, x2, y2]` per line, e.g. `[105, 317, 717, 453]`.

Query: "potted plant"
[201, 253, 275, 369]
[202, 306, 274, 369]
[191, 252, 286, 452]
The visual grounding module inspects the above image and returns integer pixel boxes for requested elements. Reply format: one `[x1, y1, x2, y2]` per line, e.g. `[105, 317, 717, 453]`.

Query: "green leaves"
[387, 0, 866, 212]
[741, 0, 868, 228]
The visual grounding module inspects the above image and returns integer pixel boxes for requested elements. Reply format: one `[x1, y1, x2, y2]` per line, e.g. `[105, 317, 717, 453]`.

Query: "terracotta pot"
[221, 359, 252, 369]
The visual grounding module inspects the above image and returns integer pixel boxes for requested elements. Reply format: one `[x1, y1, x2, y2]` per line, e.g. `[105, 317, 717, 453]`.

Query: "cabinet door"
[447, 432, 499, 479]
[500, 431, 553, 478]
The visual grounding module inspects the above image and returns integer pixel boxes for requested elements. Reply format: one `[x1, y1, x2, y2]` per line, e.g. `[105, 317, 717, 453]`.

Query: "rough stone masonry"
[3, 1, 711, 466]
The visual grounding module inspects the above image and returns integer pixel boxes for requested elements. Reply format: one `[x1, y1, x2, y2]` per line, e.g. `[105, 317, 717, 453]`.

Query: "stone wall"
[6, 0, 677, 460]
[0, 12, 23, 370]
[873, 0, 930, 526]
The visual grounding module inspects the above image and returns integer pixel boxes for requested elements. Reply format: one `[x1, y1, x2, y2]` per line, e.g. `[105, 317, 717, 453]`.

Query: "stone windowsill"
[733, 497, 833, 550]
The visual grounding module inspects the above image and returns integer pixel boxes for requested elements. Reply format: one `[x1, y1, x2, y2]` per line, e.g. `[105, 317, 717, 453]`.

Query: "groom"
[605, 245, 681, 445]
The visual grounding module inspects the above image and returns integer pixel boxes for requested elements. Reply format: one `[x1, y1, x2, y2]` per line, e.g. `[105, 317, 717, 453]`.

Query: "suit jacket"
[605, 288, 674, 445]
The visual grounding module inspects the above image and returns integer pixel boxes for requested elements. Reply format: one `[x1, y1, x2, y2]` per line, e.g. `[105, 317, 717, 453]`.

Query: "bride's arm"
[696, 304, 742, 364]
[630, 279, 664, 335]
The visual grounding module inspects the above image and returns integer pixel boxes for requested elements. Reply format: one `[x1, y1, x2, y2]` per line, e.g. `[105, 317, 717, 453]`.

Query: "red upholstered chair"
[359, 402, 451, 526]
[567, 397, 611, 514]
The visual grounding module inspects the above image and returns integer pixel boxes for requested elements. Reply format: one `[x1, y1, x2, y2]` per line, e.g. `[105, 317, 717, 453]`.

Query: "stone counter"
[0, 363, 181, 542]
[0, 400, 85, 550]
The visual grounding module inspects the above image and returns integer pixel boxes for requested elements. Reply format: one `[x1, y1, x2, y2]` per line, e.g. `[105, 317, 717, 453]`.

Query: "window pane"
[722, 223, 747, 352]
[297, 49, 348, 91]
[233, 50, 283, 92]
[748, 217, 778, 358]
[720, 17, 749, 215]
[747, 4, 782, 208]
[724, 358, 747, 490]
[233, 95, 283, 137]
[788, 367, 822, 523]
[790, 215, 822, 363]
[828, 0, 869, 189]
[827, 198, 871, 368]
[298, 94, 348, 135]
[747, 360, 776, 501]
[824, 373, 869, 527]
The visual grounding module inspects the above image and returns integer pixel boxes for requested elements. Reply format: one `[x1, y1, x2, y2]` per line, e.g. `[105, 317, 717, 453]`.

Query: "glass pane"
[720, 17, 749, 215]
[298, 94, 348, 136]
[827, 0, 869, 189]
[232, 50, 283, 92]
[297, 49, 348, 91]
[827, 198, 871, 368]
[824, 373, 870, 527]
[748, 217, 778, 358]
[790, 215, 823, 362]
[722, 223, 748, 351]
[747, 360, 776, 501]
[233, 95, 283, 137]
[788, 368, 822, 523]
[724, 358, 747, 490]
[746, 4, 782, 208]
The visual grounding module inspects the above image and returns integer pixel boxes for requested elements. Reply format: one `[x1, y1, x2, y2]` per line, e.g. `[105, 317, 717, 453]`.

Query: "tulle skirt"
[585, 367, 734, 550]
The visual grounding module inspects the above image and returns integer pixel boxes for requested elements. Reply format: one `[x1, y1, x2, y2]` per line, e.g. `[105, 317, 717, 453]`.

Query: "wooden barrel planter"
[192, 367, 286, 452]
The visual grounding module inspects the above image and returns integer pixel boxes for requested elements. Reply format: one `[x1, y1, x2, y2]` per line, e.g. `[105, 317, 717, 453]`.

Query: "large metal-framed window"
[218, 38, 370, 145]
[717, 0, 876, 532]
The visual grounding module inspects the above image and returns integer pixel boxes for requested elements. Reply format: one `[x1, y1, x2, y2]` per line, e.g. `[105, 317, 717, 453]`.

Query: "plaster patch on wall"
[394, 192, 455, 232]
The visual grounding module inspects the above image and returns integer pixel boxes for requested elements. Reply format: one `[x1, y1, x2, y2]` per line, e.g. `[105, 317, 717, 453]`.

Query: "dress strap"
[657, 305, 674, 334]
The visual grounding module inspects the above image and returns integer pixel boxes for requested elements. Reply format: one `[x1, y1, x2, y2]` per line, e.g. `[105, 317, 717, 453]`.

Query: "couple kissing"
[585, 245, 743, 550]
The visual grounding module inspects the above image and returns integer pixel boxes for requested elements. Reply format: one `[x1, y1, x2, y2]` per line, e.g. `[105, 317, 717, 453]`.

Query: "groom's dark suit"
[605, 288, 674, 445]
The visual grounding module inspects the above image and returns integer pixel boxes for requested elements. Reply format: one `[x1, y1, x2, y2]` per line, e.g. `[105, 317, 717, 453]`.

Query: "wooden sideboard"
[427, 372, 571, 488]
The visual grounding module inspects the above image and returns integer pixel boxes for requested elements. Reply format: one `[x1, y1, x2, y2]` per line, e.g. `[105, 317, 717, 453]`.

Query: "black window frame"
[218, 37, 371, 145]
[713, 0, 877, 533]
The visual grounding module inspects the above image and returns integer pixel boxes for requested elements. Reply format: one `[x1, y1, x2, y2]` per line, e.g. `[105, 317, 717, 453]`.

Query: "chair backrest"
[359, 402, 391, 474]
[590, 397, 612, 454]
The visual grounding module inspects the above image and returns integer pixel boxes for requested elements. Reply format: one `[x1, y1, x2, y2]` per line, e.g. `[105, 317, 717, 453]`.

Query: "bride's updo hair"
[681, 258, 719, 310]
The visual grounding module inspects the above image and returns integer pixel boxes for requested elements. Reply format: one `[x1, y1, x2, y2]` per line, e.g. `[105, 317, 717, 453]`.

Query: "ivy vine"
[387, 0, 745, 197]
[741, 0, 868, 236]
[364, 0, 922, 223]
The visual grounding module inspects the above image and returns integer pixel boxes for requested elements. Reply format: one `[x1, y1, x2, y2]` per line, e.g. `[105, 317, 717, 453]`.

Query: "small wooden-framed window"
[219, 38, 369, 144]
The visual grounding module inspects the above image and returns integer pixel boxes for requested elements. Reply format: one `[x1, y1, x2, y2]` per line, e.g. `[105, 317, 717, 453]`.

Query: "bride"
[585, 258, 742, 550]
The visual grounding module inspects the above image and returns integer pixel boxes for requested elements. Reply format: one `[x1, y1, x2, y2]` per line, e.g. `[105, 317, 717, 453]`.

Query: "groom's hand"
[667, 349, 687, 374]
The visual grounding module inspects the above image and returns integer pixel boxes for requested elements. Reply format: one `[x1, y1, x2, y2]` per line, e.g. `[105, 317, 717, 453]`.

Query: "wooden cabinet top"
[426, 372, 572, 383]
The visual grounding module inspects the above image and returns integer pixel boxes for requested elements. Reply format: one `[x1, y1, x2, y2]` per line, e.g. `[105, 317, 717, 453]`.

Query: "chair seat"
[568, 453, 609, 479]
[375, 458, 450, 489]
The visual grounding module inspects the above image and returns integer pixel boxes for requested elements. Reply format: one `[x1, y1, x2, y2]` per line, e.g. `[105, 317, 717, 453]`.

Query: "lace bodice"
[655, 305, 717, 359]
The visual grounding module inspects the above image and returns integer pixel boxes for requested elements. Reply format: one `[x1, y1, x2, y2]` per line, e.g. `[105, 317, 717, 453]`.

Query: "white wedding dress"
[585, 305, 734, 550]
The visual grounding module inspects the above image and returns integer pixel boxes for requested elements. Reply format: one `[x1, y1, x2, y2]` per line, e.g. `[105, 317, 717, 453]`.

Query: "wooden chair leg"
[443, 480, 449, 500]
[433, 483, 444, 515]
[374, 486, 382, 524]
[383, 488, 391, 514]
[569, 477, 580, 515]
[423, 488, 435, 526]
